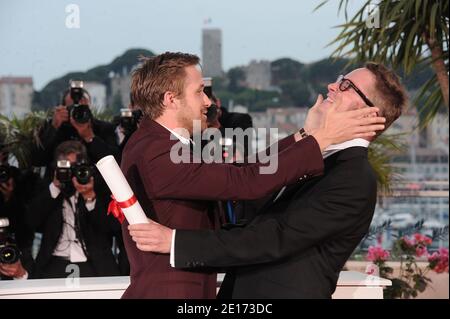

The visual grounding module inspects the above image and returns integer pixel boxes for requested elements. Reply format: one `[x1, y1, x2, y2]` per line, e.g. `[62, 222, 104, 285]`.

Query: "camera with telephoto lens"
[56, 159, 94, 186]
[203, 77, 219, 123]
[120, 108, 143, 135]
[0, 218, 20, 264]
[67, 80, 91, 124]
[0, 164, 11, 183]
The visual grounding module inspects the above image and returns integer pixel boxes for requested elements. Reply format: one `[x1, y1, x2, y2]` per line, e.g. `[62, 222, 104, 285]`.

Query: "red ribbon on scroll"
[107, 195, 137, 224]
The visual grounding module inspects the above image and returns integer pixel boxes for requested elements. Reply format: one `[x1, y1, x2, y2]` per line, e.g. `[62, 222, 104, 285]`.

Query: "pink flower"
[401, 236, 415, 248]
[415, 246, 428, 258]
[367, 246, 390, 262]
[428, 248, 449, 274]
[413, 233, 432, 246]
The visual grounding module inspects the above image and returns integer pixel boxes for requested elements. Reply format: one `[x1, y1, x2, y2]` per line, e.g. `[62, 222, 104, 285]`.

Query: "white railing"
[0, 271, 391, 299]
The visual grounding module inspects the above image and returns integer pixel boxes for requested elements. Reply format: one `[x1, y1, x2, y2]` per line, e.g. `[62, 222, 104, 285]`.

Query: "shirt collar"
[159, 123, 193, 145]
[322, 138, 370, 159]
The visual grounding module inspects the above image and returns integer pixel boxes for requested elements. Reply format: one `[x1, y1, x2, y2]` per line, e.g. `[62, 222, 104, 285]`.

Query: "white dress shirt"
[49, 182, 96, 263]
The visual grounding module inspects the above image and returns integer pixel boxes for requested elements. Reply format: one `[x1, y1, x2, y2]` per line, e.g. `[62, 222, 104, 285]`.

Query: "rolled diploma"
[96, 155, 149, 224]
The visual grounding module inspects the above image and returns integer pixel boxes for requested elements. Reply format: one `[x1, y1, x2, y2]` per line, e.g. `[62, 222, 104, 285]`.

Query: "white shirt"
[49, 183, 96, 263]
[169, 138, 370, 267]
[322, 138, 370, 159]
[115, 125, 126, 146]
[159, 123, 192, 145]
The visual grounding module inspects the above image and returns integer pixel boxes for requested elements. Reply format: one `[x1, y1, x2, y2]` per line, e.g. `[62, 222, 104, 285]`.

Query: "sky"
[0, 0, 361, 90]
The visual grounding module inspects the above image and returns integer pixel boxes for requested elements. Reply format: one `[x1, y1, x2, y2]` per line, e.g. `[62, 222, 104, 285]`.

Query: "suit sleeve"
[87, 121, 121, 163]
[174, 163, 377, 268]
[245, 134, 295, 164]
[25, 180, 61, 231]
[143, 135, 323, 201]
[30, 120, 59, 167]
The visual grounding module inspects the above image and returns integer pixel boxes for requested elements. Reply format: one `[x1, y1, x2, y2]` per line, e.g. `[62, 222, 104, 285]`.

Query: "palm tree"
[0, 112, 47, 168]
[316, 0, 449, 127]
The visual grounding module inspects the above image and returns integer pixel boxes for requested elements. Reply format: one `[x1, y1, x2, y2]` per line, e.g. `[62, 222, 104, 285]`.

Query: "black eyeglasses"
[336, 75, 375, 107]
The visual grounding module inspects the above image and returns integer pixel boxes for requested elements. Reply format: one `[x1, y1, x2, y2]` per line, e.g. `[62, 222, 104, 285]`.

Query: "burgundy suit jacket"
[120, 118, 323, 298]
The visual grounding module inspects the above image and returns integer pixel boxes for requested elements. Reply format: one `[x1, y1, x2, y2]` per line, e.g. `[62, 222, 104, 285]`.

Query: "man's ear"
[163, 91, 178, 111]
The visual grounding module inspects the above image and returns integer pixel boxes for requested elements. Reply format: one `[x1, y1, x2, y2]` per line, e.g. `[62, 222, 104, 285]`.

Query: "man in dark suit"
[121, 52, 385, 298]
[128, 62, 406, 298]
[27, 141, 120, 278]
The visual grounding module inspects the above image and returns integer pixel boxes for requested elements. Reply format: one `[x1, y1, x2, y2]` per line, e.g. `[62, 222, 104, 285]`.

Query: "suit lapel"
[258, 147, 369, 215]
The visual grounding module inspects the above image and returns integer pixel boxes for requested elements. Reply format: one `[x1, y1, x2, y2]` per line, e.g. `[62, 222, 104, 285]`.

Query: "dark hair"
[365, 62, 408, 135]
[54, 140, 89, 162]
[131, 52, 200, 120]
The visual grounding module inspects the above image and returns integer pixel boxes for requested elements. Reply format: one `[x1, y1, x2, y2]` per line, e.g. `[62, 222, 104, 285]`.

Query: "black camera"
[67, 80, 91, 124]
[0, 218, 20, 264]
[0, 164, 11, 183]
[56, 159, 94, 186]
[203, 77, 219, 124]
[120, 108, 143, 135]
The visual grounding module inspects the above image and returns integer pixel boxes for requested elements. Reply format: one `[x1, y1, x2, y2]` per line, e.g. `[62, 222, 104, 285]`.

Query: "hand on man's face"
[304, 94, 325, 132]
[332, 92, 365, 113]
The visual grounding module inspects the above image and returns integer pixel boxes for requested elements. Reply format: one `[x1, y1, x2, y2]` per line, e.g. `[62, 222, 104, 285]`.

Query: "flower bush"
[366, 233, 449, 299]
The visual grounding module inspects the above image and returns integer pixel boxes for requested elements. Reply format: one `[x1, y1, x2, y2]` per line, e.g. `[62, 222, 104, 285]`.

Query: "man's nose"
[203, 93, 212, 107]
[328, 82, 338, 93]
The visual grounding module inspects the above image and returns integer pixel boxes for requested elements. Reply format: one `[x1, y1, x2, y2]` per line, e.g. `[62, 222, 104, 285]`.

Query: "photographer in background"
[0, 148, 36, 280]
[32, 81, 120, 170]
[202, 81, 252, 228]
[26, 141, 120, 278]
[113, 94, 143, 154]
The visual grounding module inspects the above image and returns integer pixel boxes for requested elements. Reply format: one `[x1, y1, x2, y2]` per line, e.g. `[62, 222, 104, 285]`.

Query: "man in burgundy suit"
[120, 52, 385, 298]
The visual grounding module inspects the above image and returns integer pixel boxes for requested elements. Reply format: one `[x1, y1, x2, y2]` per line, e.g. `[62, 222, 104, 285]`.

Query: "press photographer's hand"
[0, 260, 26, 278]
[51, 105, 69, 129]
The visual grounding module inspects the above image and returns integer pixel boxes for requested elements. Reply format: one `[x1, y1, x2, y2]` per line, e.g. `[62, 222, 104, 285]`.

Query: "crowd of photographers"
[0, 78, 252, 280]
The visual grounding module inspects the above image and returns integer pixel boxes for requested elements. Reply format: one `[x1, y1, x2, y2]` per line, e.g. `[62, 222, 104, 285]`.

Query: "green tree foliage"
[33, 48, 155, 111]
[316, 0, 449, 128]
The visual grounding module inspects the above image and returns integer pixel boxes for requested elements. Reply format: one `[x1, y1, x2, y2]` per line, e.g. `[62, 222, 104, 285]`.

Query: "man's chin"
[317, 99, 331, 112]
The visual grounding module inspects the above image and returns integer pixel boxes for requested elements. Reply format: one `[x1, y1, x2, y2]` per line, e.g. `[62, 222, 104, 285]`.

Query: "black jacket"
[0, 167, 37, 278]
[26, 179, 121, 278]
[174, 147, 377, 298]
[32, 118, 119, 167]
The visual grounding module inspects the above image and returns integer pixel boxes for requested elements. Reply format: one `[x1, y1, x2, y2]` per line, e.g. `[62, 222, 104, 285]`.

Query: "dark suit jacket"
[0, 167, 37, 278]
[174, 147, 377, 298]
[26, 179, 120, 278]
[32, 118, 119, 167]
[120, 118, 324, 298]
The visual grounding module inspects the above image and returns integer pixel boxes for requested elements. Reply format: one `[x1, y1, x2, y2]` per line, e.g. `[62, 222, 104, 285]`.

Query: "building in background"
[245, 60, 272, 91]
[84, 81, 107, 112]
[202, 28, 223, 77]
[0, 76, 33, 118]
[109, 67, 131, 111]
